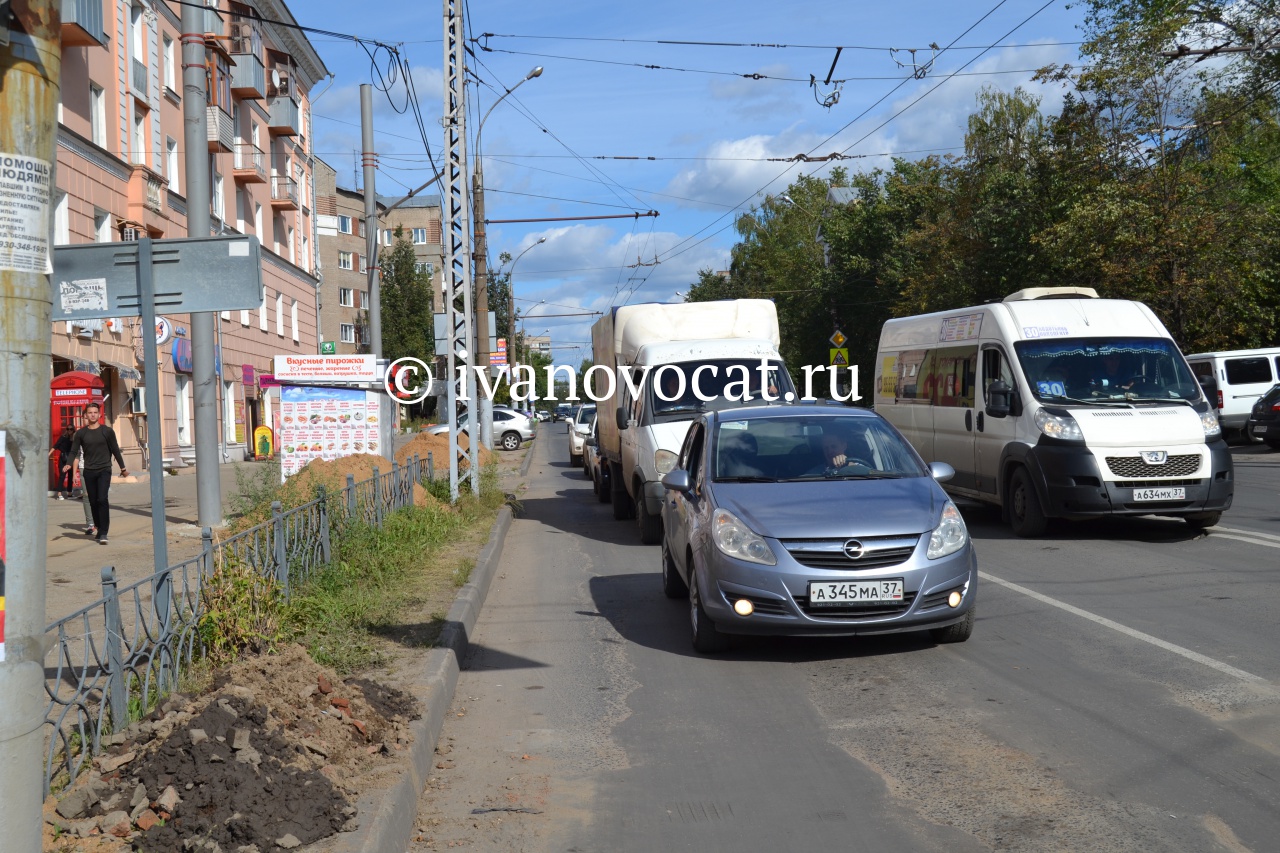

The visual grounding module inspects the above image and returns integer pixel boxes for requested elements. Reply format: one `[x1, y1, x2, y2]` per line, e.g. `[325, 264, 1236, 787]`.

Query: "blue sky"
[302, 0, 1088, 364]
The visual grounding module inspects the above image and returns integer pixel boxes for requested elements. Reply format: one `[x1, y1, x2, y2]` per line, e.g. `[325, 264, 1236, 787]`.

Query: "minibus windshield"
[1013, 338, 1203, 403]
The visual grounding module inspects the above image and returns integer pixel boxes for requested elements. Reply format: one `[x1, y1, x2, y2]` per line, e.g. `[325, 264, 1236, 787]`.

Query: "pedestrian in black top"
[48, 428, 75, 499]
[63, 403, 128, 544]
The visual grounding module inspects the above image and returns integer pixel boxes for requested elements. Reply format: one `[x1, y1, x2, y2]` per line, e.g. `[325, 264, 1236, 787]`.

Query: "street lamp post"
[504, 239, 545, 413]
[474, 66, 543, 449]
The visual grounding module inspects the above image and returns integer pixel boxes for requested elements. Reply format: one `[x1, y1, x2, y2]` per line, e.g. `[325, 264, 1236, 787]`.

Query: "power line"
[477, 32, 1083, 52]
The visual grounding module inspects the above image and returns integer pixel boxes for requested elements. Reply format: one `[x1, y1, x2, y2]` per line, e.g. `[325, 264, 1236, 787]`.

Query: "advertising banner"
[278, 385, 383, 479]
[273, 355, 377, 384]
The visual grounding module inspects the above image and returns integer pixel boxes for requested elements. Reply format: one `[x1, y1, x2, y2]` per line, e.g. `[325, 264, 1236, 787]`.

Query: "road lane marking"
[979, 571, 1269, 685]
[1209, 533, 1280, 551]
[1214, 525, 1280, 544]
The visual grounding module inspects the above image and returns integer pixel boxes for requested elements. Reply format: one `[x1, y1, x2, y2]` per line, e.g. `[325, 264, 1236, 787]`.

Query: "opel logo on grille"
[842, 539, 865, 560]
[1141, 450, 1168, 465]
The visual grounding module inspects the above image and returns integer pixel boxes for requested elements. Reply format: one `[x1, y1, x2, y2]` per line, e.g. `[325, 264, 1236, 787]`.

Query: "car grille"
[1105, 454, 1201, 478]
[782, 534, 920, 570]
[1114, 478, 1202, 489]
[797, 592, 917, 619]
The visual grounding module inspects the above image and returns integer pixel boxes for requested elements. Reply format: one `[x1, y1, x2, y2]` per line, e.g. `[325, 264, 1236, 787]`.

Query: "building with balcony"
[51, 0, 329, 475]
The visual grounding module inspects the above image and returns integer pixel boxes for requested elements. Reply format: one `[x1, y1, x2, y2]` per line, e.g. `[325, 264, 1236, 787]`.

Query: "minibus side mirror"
[616, 407, 629, 431]
[986, 379, 1011, 418]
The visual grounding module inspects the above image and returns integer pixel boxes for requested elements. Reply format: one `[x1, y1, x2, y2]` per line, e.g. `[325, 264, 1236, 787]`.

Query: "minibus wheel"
[1008, 467, 1048, 538]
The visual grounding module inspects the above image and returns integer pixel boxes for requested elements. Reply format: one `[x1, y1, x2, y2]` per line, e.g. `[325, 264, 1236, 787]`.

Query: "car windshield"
[1013, 337, 1203, 403]
[649, 359, 795, 417]
[712, 415, 927, 481]
[575, 405, 596, 424]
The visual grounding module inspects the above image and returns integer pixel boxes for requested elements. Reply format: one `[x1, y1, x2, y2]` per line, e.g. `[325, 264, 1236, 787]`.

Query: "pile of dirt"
[396, 431, 493, 470]
[45, 645, 420, 852]
[288, 453, 439, 510]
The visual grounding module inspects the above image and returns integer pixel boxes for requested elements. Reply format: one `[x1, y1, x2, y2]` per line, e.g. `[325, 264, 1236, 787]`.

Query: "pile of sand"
[288, 453, 437, 509]
[395, 430, 493, 470]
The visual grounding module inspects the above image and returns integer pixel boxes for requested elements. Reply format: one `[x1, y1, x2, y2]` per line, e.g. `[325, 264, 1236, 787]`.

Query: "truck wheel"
[1008, 467, 1048, 538]
[1184, 512, 1221, 530]
[611, 462, 634, 520]
[636, 485, 663, 544]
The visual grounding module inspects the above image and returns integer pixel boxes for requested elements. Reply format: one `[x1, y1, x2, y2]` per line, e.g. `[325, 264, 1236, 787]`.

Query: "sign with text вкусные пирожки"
[272, 355, 378, 384]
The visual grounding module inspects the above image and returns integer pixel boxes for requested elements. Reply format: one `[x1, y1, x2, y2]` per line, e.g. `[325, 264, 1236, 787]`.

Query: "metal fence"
[41, 453, 433, 796]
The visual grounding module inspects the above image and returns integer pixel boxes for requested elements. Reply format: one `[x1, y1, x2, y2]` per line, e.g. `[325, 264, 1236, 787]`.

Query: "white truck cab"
[875, 288, 1233, 536]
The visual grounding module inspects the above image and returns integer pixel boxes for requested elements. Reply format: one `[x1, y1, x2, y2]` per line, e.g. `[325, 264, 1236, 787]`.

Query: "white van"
[1183, 348, 1280, 438]
[875, 287, 1233, 537]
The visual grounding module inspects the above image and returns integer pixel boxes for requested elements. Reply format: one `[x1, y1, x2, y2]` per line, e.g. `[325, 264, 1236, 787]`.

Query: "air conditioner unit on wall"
[131, 386, 146, 414]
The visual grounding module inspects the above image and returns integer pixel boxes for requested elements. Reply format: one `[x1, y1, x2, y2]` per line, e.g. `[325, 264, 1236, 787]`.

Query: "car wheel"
[611, 462, 634, 520]
[597, 467, 612, 504]
[1265, 438, 1280, 450]
[690, 573, 730, 653]
[661, 539, 687, 599]
[501, 432, 521, 451]
[569, 449, 582, 466]
[591, 467, 600, 495]
[1242, 425, 1263, 445]
[636, 485, 663, 544]
[929, 606, 975, 644]
[1184, 511, 1222, 530]
[1008, 467, 1048, 538]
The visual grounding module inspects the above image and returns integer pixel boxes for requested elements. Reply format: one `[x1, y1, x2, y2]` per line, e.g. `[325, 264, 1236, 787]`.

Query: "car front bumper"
[695, 536, 977, 638]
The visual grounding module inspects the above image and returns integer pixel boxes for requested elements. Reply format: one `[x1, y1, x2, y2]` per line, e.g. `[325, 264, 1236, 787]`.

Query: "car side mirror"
[661, 469, 691, 493]
[929, 461, 955, 483]
[985, 379, 1011, 418]
[585, 437, 596, 448]
[616, 407, 629, 431]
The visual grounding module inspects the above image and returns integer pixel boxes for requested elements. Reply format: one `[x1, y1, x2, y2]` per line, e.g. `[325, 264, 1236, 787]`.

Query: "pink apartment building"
[52, 0, 328, 480]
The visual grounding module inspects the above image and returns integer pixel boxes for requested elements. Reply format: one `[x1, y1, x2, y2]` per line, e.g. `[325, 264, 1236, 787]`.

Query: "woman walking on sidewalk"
[48, 427, 75, 499]
[63, 403, 128, 545]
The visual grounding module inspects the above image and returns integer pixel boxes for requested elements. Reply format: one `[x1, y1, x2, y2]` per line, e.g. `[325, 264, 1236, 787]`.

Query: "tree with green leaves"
[377, 226, 434, 364]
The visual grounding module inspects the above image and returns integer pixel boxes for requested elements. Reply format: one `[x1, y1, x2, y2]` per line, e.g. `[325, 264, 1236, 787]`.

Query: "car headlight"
[927, 501, 969, 560]
[1034, 408, 1083, 441]
[1200, 410, 1221, 438]
[712, 508, 776, 565]
[655, 449, 679, 474]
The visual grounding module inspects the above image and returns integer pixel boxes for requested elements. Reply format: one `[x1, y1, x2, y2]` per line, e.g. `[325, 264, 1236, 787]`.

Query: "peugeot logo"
[1141, 450, 1168, 465]
[842, 539, 865, 560]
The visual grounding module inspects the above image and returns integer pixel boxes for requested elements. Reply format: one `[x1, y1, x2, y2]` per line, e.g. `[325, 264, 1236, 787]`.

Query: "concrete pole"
[182, 0, 221, 526]
[472, 167, 493, 449]
[361, 86, 382, 359]
[0, 4, 60, 848]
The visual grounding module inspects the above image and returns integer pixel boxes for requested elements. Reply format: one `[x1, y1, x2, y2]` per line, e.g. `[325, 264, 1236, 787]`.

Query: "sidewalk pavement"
[45, 462, 262, 624]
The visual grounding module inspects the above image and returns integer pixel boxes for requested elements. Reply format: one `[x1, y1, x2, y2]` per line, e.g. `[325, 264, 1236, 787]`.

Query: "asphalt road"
[412, 434, 1280, 853]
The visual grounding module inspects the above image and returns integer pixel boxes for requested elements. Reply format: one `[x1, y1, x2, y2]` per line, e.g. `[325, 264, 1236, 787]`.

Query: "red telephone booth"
[49, 371, 105, 491]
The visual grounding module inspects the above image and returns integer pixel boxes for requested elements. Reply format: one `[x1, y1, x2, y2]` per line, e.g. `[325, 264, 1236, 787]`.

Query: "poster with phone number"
[278, 386, 382, 479]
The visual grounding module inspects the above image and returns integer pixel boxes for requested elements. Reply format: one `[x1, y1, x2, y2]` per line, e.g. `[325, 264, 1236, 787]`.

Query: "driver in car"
[804, 428, 872, 476]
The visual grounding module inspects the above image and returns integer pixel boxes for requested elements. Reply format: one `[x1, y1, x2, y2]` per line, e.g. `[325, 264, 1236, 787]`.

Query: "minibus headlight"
[927, 501, 969, 560]
[655, 449, 679, 474]
[1200, 411, 1221, 438]
[1034, 408, 1084, 441]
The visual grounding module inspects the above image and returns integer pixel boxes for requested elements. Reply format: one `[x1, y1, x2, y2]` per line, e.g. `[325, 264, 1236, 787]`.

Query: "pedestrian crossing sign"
[829, 348, 849, 366]
[829, 330, 847, 348]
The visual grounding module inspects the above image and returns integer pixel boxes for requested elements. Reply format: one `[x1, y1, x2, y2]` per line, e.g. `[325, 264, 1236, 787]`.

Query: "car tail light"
[1272, 402, 1280, 411]
[1217, 390, 1224, 409]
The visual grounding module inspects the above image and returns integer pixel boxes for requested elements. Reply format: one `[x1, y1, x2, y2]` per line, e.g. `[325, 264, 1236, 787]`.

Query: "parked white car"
[584, 416, 611, 503]
[426, 408, 535, 451]
[568, 404, 596, 466]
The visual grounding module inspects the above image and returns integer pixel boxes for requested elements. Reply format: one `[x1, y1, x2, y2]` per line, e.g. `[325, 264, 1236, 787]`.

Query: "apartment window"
[90, 84, 106, 147]
[213, 173, 224, 220]
[337, 251, 352, 271]
[94, 210, 112, 242]
[414, 262, 434, 275]
[258, 294, 267, 330]
[359, 254, 367, 274]
[287, 226, 295, 264]
[338, 288, 353, 307]
[221, 310, 230, 321]
[382, 229, 393, 246]
[165, 138, 179, 192]
[357, 219, 365, 238]
[235, 187, 246, 231]
[130, 3, 145, 66]
[53, 191, 70, 245]
[291, 299, 299, 342]
[163, 35, 176, 92]
[240, 309, 250, 326]
[254, 202, 263, 238]
[337, 214, 351, 234]
[301, 235, 309, 273]
[359, 290, 369, 310]
[411, 228, 427, 244]
[340, 323, 356, 343]
[132, 109, 147, 166]
[275, 292, 284, 336]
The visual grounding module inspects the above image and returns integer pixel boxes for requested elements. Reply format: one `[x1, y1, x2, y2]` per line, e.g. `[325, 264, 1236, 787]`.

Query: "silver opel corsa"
[659, 405, 977, 653]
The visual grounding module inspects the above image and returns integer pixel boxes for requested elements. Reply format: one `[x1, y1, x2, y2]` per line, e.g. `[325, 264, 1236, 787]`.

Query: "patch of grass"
[228, 459, 283, 520]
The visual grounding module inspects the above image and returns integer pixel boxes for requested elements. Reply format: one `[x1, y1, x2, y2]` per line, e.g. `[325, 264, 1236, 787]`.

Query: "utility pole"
[182, 0, 221, 527]
[361, 85, 381, 358]
[472, 168, 493, 449]
[0, 4, 60, 848]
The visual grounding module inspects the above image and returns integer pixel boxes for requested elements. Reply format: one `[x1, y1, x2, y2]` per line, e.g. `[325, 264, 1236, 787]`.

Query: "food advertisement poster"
[278, 386, 382, 479]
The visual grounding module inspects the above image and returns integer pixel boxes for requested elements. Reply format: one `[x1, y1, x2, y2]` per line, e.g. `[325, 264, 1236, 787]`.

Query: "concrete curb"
[519, 438, 536, 477]
[333, 504, 513, 853]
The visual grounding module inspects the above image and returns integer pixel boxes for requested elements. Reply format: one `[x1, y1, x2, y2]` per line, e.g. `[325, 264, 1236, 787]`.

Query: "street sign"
[830, 348, 849, 366]
[51, 236, 264, 321]
[320, 341, 337, 355]
[829, 330, 847, 348]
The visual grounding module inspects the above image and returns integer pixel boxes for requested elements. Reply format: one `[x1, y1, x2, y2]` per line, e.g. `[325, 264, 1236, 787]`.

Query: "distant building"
[52, 0, 328, 471]
[526, 335, 552, 357]
[377, 194, 445, 312]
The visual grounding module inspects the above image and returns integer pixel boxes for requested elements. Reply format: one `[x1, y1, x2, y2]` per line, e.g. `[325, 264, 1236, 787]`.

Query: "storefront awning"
[71, 359, 100, 375]
[100, 359, 141, 381]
